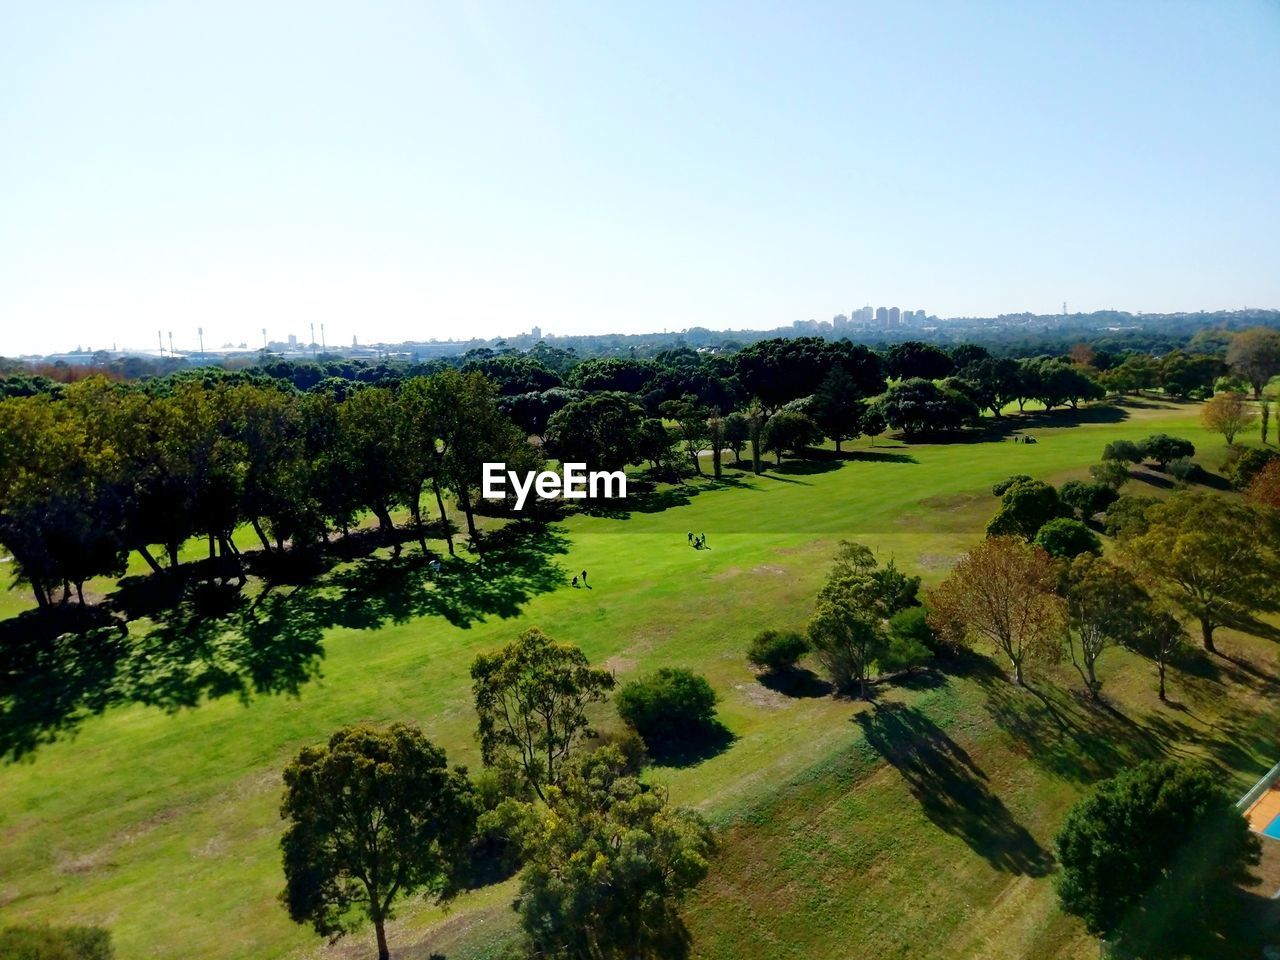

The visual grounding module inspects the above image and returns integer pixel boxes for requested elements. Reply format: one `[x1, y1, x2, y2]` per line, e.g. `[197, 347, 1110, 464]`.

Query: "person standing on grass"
[581, 570, 587, 585]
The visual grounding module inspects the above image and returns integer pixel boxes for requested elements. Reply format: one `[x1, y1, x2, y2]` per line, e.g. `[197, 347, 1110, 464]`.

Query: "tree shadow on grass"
[771, 457, 843, 476]
[645, 720, 737, 769]
[855, 702, 1053, 876]
[957, 652, 1162, 784]
[758, 667, 833, 699]
[838, 449, 918, 464]
[0, 522, 570, 762]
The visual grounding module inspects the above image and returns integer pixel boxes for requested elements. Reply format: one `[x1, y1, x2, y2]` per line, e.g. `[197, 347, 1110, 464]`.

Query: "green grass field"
[2, 398, 1277, 960]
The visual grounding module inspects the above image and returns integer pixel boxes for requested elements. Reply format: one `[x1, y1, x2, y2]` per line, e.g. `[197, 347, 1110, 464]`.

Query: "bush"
[1225, 446, 1280, 489]
[1101, 439, 1143, 463]
[1089, 459, 1130, 490]
[1104, 494, 1157, 539]
[746, 629, 811, 674]
[986, 479, 1071, 539]
[879, 613, 932, 674]
[1058, 480, 1118, 518]
[1166, 456, 1201, 485]
[1139, 434, 1195, 469]
[0, 926, 114, 960]
[888, 606, 939, 653]
[992, 474, 1033, 496]
[1033, 517, 1102, 558]
[616, 668, 718, 747]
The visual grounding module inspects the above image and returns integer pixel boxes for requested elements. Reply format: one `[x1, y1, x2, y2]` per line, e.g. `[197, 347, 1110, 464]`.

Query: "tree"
[470, 628, 615, 801]
[1103, 494, 1157, 539]
[985, 479, 1071, 540]
[1101, 439, 1143, 464]
[1226, 327, 1280, 397]
[279, 724, 477, 960]
[1120, 491, 1280, 652]
[961, 357, 1022, 417]
[1226, 446, 1279, 490]
[760, 409, 823, 464]
[883, 340, 954, 381]
[514, 746, 715, 960]
[545, 391, 646, 473]
[809, 366, 865, 451]
[1088, 459, 1130, 491]
[1055, 761, 1259, 945]
[732, 338, 831, 413]
[1247, 459, 1280, 511]
[659, 396, 711, 476]
[1199, 391, 1254, 445]
[992, 474, 1033, 497]
[616, 668, 719, 750]
[927, 537, 1064, 685]
[746, 629, 811, 674]
[722, 411, 749, 463]
[1126, 605, 1188, 701]
[1138, 433, 1195, 470]
[806, 542, 918, 697]
[1059, 556, 1146, 697]
[1034, 517, 1101, 559]
[871, 378, 978, 437]
[1057, 480, 1117, 519]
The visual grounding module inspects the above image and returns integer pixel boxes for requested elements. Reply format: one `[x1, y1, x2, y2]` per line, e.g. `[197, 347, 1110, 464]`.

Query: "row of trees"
[282, 628, 719, 960]
[0, 372, 538, 607]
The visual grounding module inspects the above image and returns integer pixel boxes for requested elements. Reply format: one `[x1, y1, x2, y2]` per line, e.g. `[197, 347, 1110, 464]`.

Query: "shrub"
[878, 618, 932, 674]
[0, 926, 114, 960]
[1139, 434, 1195, 469]
[1033, 517, 1102, 558]
[616, 668, 718, 746]
[1089, 459, 1130, 490]
[746, 629, 811, 674]
[1104, 494, 1157, 539]
[1101, 439, 1142, 463]
[1166, 456, 1200, 485]
[1225, 446, 1280, 489]
[888, 606, 939, 653]
[1058, 480, 1118, 518]
[986, 479, 1071, 539]
[992, 474, 1033, 496]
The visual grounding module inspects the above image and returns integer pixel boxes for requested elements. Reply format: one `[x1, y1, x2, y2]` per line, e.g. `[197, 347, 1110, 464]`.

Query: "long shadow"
[645, 720, 737, 769]
[758, 667, 833, 699]
[855, 702, 1053, 876]
[838, 450, 918, 464]
[772, 457, 843, 476]
[0, 522, 570, 762]
[958, 652, 1162, 784]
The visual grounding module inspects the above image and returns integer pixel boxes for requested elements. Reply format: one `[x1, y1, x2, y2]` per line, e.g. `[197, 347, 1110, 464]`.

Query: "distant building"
[832, 314, 849, 330]
[287, 334, 298, 348]
[889, 307, 901, 327]
[875, 306, 888, 327]
[531, 325, 542, 340]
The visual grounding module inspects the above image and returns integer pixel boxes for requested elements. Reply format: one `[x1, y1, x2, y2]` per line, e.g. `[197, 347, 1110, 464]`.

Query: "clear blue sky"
[2, 0, 1278, 355]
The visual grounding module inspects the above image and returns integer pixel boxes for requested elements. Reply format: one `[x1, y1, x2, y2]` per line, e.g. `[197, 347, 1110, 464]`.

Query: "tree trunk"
[1157, 661, 1167, 702]
[689, 443, 703, 476]
[712, 446, 722, 479]
[410, 497, 427, 555]
[208, 534, 216, 560]
[1011, 656, 1024, 686]
[1200, 618, 1216, 653]
[167, 541, 181, 569]
[138, 545, 164, 575]
[457, 486, 479, 541]
[32, 579, 49, 609]
[835, 437, 842, 453]
[373, 915, 389, 960]
[432, 477, 454, 556]
[75, 581, 85, 606]
[250, 517, 273, 553]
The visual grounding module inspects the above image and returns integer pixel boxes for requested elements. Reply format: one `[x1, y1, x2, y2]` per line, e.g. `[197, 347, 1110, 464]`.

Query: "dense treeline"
[6, 327, 1274, 612]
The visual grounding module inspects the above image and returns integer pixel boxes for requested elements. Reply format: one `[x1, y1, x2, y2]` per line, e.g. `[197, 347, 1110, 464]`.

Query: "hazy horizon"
[3, 1, 1279, 356]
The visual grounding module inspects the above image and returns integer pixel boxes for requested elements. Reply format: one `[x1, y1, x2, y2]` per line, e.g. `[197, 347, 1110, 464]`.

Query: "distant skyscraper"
[888, 306, 901, 326]
[875, 306, 888, 327]
[287, 334, 298, 348]
[531, 325, 542, 340]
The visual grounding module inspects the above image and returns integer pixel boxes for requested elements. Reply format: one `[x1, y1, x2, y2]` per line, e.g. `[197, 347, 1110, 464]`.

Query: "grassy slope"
[1, 399, 1276, 960]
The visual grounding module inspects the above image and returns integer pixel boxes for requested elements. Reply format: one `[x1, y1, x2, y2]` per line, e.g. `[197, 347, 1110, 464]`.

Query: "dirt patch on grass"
[751, 564, 787, 576]
[735, 681, 791, 711]
[916, 552, 961, 571]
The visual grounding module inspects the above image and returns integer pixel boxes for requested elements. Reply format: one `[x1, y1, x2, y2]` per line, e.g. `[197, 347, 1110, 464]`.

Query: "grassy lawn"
[1, 397, 1277, 960]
